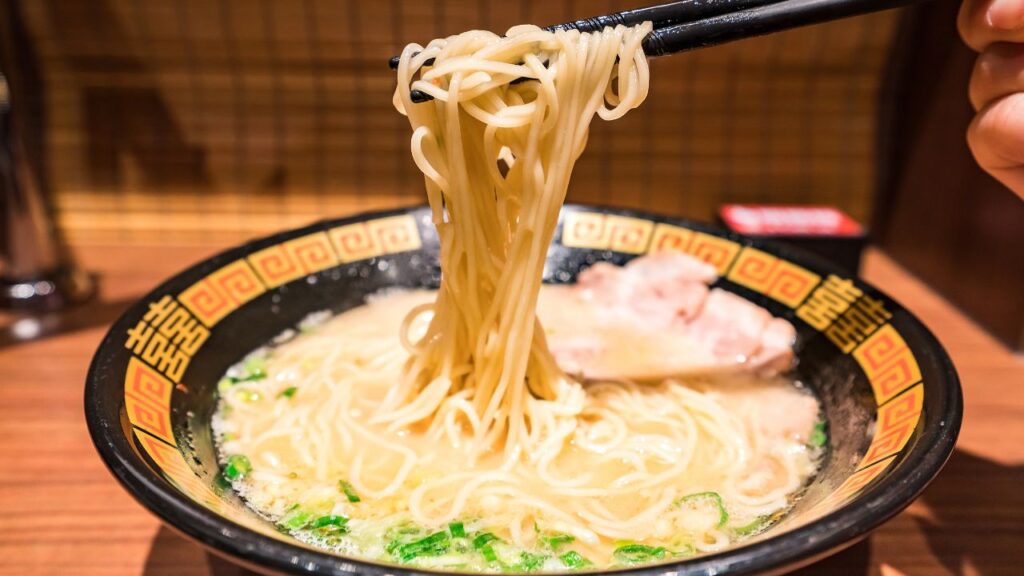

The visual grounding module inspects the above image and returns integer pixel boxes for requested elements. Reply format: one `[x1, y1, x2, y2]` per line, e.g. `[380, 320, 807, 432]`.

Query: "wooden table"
[1, 245, 1021, 576]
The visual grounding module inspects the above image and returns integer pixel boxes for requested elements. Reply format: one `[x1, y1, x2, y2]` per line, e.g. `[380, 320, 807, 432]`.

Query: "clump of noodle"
[381, 23, 652, 459]
[213, 22, 818, 565]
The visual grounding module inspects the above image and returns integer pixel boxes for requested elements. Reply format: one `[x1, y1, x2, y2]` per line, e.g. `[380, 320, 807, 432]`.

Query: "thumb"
[968, 92, 1024, 197]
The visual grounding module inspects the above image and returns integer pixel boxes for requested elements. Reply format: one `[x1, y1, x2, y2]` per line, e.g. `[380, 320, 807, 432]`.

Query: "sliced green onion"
[516, 551, 549, 571]
[279, 508, 312, 530]
[472, 532, 499, 549]
[613, 543, 668, 565]
[809, 421, 828, 447]
[559, 550, 591, 569]
[278, 386, 298, 399]
[234, 389, 262, 403]
[242, 356, 268, 380]
[541, 533, 575, 551]
[479, 544, 498, 563]
[217, 378, 235, 393]
[338, 479, 361, 503]
[222, 454, 251, 480]
[396, 531, 450, 562]
[213, 472, 232, 491]
[310, 515, 349, 532]
[385, 523, 426, 554]
[677, 491, 729, 527]
[671, 543, 697, 557]
[448, 522, 466, 538]
[733, 515, 769, 537]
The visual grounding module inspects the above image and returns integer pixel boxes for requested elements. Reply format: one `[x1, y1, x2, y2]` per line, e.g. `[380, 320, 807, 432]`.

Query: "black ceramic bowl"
[86, 205, 961, 576]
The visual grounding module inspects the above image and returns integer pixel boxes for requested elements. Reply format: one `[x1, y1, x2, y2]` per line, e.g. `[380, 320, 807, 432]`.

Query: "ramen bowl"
[85, 205, 961, 575]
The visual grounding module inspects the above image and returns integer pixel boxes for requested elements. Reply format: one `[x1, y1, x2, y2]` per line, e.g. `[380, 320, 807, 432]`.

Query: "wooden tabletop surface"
[0, 244, 1021, 576]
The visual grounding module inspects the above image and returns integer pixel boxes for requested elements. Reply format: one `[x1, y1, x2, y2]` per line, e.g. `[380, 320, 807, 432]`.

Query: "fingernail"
[987, 0, 1024, 30]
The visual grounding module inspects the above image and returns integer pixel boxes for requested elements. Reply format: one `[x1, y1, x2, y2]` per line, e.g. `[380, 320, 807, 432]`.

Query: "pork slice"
[685, 289, 796, 375]
[686, 289, 770, 361]
[747, 318, 797, 376]
[575, 262, 633, 306]
[624, 251, 718, 286]
[543, 252, 797, 380]
[575, 252, 716, 325]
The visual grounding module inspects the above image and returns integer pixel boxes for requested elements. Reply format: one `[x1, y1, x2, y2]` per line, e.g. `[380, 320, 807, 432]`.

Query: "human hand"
[958, 0, 1024, 197]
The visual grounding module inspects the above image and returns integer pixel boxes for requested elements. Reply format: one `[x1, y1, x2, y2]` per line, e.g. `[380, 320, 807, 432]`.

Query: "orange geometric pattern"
[178, 260, 266, 327]
[134, 429, 223, 506]
[795, 275, 862, 332]
[648, 223, 741, 275]
[328, 215, 422, 263]
[248, 232, 339, 288]
[727, 247, 821, 308]
[861, 383, 924, 466]
[812, 455, 897, 512]
[561, 212, 653, 254]
[124, 357, 175, 444]
[285, 232, 338, 272]
[852, 324, 922, 405]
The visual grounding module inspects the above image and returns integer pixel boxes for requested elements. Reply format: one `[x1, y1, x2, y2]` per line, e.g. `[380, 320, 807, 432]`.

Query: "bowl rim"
[85, 204, 962, 576]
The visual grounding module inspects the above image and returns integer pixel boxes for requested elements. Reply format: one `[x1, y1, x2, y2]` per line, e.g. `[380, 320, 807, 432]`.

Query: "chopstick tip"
[410, 89, 432, 104]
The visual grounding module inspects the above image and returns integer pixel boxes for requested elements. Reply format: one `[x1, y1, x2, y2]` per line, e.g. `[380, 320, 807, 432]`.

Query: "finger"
[968, 43, 1024, 110]
[967, 92, 1024, 196]
[958, 0, 1024, 52]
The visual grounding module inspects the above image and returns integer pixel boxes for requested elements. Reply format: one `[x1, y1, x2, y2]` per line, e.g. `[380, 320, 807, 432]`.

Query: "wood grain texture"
[7, 0, 898, 245]
[0, 245, 1021, 576]
[873, 0, 1024, 350]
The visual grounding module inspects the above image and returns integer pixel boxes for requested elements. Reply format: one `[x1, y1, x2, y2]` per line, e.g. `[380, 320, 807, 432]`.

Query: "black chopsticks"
[387, 0, 783, 71]
[642, 0, 925, 56]
[394, 0, 927, 103]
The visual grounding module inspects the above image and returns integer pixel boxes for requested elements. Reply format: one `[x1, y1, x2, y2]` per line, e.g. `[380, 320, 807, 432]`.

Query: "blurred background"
[1, 0, 1022, 346]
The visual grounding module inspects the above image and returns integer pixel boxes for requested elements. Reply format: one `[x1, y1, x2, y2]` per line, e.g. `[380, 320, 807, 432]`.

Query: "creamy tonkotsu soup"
[213, 264, 824, 572]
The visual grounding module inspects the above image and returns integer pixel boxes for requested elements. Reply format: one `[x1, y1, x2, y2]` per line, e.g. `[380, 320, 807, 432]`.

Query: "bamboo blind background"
[16, 0, 899, 245]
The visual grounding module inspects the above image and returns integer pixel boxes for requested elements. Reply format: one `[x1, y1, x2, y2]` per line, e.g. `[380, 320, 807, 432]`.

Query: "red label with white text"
[720, 205, 863, 237]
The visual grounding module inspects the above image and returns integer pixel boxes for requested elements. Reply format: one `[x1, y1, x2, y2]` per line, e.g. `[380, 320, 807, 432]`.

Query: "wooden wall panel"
[12, 0, 899, 244]
[874, 1, 1024, 350]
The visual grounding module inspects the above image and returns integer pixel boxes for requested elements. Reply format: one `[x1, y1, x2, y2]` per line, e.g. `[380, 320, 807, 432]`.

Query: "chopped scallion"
[310, 515, 349, 532]
[479, 544, 498, 563]
[395, 531, 450, 562]
[234, 389, 262, 403]
[809, 421, 828, 447]
[671, 543, 697, 557]
[217, 378, 235, 393]
[613, 543, 668, 565]
[677, 491, 729, 527]
[242, 357, 268, 380]
[338, 479, 361, 503]
[278, 386, 298, 399]
[385, 523, 426, 554]
[279, 508, 312, 530]
[222, 454, 251, 481]
[517, 551, 549, 571]
[472, 532, 499, 549]
[541, 533, 575, 551]
[448, 522, 466, 538]
[559, 550, 591, 569]
[733, 515, 769, 537]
